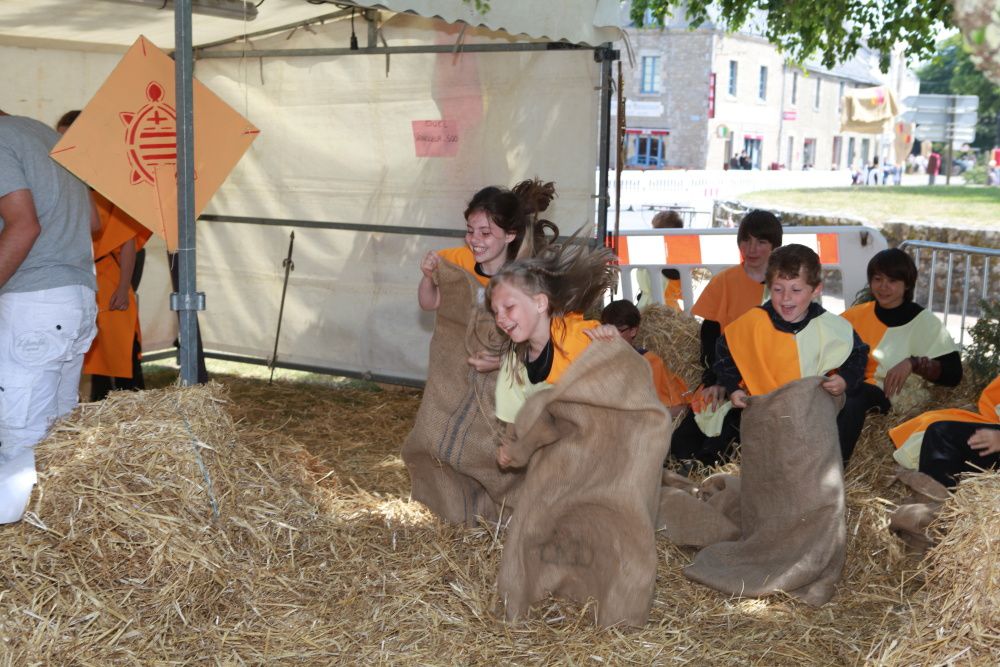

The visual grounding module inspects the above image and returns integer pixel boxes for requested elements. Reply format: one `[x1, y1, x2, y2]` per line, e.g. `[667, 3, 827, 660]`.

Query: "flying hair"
[464, 178, 560, 262]
[487, 226, 619, 363]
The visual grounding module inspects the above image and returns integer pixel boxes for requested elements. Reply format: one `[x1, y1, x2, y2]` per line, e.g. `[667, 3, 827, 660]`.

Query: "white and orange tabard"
[693, 307, 854, 436]
[889, 376, 1000, 469]
[842, 301, 957, 391]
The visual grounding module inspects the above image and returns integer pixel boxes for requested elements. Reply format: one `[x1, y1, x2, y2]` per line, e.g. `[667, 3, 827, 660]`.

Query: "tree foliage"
[918, 34, 1000, 150]
[628, 0, 953, 71]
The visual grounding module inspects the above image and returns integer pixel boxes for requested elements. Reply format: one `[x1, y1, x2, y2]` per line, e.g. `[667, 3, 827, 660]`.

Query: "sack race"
[683, 377, 847, 606]
[402, 261, 523, 526]
[496, 338, 671, 627]
[656, 470, 741, 547]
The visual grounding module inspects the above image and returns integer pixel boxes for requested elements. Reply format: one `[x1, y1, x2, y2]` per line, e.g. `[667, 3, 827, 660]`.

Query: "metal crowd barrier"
[900, 240, 1000, 347]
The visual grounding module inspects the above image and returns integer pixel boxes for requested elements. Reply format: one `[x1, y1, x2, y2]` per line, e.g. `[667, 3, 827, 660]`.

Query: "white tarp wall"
[191, 13, 603, 382]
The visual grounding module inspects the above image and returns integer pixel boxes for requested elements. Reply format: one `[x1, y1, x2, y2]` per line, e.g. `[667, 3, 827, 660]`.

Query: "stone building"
[616, 9, 919, 171]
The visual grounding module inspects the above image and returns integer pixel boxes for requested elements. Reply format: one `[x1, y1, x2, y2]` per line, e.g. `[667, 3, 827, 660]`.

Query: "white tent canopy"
[0, 0, 621, 385]
[0, 0, 620, 51]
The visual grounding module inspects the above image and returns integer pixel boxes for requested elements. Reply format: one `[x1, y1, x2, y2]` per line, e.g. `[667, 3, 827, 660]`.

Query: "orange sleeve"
[643, 351, 690, 406]
[437, 246, 487, 285]
[547, 313, 599, 384]
[691, 265, 765, 329]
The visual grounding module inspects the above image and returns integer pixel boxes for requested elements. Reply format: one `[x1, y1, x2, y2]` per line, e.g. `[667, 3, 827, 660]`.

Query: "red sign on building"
[782, 109, 797, 121]
[708, 73, 716, 119]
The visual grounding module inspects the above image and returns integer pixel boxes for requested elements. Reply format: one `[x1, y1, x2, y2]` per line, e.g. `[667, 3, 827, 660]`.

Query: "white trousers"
[0, 284, 97, 523]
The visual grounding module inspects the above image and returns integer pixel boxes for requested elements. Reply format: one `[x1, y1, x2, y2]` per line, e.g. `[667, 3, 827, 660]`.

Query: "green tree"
[628, 0, 952, 71]
[918, 34, 1000, 150]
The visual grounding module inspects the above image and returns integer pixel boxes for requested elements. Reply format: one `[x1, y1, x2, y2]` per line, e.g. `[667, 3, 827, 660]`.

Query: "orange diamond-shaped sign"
[51, 35, 259, 251]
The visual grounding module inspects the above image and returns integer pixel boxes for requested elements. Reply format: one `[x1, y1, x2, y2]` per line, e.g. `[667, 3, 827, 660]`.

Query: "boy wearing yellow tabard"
[670, 244, 869, 467]
[839, 249, 961, 462]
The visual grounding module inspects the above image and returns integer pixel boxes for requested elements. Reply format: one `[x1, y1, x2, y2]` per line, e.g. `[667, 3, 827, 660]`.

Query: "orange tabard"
[438, 246, 488, 286]
[723, 308, 801, 397]
[643, 350, 690, 407]
[83, 193, 153, 378]
[690, 264, 765, 329]
[841, 301, 886, 384]
[890, 375, 1000, 448]
[547, 313, 600, 384]
[663, 278, 683, 312]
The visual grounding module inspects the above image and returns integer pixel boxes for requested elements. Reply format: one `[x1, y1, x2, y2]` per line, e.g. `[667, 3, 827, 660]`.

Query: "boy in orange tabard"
[670, 244, 869, 468]
[601, 300, 689, 418]
[690, 209, 782, 404]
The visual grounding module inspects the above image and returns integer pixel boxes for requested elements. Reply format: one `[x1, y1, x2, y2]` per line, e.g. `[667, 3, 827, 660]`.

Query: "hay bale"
[875, 470, 1000, 665]
[635, 303, 703, 389]
[3, 372, 994, 664]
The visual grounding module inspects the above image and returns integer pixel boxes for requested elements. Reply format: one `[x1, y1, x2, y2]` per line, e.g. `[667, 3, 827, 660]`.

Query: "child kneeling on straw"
[601, 299, 689, 418]
[670, 244, 869, 467]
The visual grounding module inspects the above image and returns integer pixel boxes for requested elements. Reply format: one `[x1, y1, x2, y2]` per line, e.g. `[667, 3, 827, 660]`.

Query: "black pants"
[91, 337, 145, 401]
[168, 252, 209, 384]
[919, 421, 1000, 488]
[669, 407, 742, 467]
[837, 382, 891, 464]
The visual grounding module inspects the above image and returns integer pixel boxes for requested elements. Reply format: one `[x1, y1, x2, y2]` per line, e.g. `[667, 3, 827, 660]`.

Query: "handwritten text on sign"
[412, 120, 459, 157]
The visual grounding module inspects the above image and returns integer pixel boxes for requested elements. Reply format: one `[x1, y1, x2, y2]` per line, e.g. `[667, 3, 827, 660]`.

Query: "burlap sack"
[656, 471, 741, 547]
[887, 467, 950, 553]
[683, 377, 846, 606]
[402, 261, 523, 526]
[496, 338, 671, 627]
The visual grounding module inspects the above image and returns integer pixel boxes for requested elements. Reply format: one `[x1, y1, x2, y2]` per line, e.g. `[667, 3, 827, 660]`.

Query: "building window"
[814, 78, 821, 110]
[628, 134, 666, 167]
[803, 138, 816, 168]
[847, 137, 857, 169]
[640, 56, 661, 94]
[728, 60, 738, 96]
[832, 136, 843, 169]
[758, 66, 768, 101]
[787, 136, 795, 169]
[791, 71, 798, 105]
[838, 81, 846, 111]
[861, 138, 871, 166]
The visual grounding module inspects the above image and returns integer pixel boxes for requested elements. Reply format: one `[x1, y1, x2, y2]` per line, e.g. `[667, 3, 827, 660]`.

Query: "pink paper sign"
[412, 120, 459, 157]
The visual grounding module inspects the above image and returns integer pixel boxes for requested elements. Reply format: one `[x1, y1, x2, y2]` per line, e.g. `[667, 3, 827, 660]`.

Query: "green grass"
[739, 186, 1000, 228]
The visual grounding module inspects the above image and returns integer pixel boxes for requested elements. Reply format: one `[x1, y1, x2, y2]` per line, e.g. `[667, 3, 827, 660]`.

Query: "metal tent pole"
[173, 0, 204, 386]
[595, 42, 617, 243]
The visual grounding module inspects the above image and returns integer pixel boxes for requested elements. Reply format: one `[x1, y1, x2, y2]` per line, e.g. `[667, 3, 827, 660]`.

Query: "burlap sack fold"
[887, 467, 950, 553]
[656, 471, 742, 547]
[683, 377, 846, 606]
[496, 338, 671, 627]
[401, 261, 522, 526]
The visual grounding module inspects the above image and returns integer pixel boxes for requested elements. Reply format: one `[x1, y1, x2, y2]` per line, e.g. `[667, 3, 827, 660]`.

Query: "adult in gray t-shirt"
[0, 113, 96, 294]
[0, 110, 99, 525]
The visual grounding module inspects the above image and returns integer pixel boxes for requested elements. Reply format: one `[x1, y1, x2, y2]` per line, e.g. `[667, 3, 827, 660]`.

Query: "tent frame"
[169, 2, 618, 385]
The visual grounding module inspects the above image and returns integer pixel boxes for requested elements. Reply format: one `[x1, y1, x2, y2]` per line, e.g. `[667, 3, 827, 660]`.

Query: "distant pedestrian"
[927, 151, 941, 185]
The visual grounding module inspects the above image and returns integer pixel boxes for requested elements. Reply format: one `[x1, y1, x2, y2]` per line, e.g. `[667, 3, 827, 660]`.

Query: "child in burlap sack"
[661, 247, 868, 606]
[669, 210, 783, 467]
[486, 237, 672, 627]
[403, 179, 559, 526]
